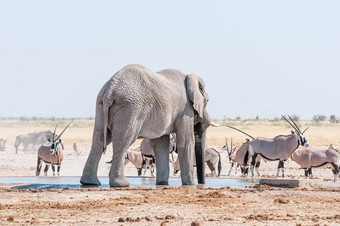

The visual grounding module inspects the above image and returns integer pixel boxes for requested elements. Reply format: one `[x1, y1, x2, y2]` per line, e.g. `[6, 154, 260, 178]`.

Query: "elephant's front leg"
[176, 130, 195, 185]
[151, 135, 170, 185]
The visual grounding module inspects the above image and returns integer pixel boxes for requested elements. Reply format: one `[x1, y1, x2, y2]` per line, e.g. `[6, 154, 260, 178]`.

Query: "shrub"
[313, 115, 326, 122]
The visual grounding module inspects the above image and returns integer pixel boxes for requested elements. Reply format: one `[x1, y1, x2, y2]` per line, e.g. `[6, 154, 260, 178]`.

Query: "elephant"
[80, 64, 218, 187]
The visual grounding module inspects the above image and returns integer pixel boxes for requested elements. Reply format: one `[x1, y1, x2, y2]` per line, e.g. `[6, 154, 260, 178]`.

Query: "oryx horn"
[231, 137, 233, 150]
[225, 137, 229, 151]
[56, 120, 73, 140]
[287, 115, 302, 133]
[52, 121, 59, 141]
[302, 126, 309, 134]
[225, 125, 254, 140]
[281, 115, 299, 133]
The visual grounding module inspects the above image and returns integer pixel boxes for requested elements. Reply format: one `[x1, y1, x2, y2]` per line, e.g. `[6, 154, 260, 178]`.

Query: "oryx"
[36, 121, 72, 176]
[173, 147, 222, 177]
[224, 126, 262, 178]
[106, 147, 157, 176]
[246, 115, 309, 178]
[223, 137, 239, 176]
[140, 138, 177, 176]
[0, 138, 7, 152]
[73, 142, 81, 159]
[291, 144, 340, 182]
[223, 138, 255, 177]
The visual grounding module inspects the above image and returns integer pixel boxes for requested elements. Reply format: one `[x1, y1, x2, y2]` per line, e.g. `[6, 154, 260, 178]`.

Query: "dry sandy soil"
[0, 120, 340, 225]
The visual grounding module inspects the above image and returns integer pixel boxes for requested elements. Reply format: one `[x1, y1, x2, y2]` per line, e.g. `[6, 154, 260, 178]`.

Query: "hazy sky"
[0, 1, 339, 120]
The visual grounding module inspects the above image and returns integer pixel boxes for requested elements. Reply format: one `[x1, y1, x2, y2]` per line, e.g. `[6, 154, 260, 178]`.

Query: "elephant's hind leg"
[80, 122, 112, 185]
[109, 116, 142, 187]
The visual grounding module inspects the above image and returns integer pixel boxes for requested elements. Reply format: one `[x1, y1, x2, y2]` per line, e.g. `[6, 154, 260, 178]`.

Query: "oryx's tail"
[217, 152, 222, 177]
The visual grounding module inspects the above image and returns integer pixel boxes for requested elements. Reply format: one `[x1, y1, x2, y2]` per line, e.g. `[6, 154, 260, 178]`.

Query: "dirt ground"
[1, 143, 340, 225]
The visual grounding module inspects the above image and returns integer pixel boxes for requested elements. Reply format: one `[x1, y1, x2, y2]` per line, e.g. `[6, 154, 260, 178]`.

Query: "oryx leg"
[44, 164, 50, 176]
[227, 162, 234, 176]
[331, 163, 339, 182]
[308, 168, 312, 179]
[240, 167, 245, 177]
[150, 157, 156, 177]
[250, 154, 258, 178]
[255, 160, 261, 178]
[304, 169, 309, 179]
[52, 165, 56, 176]
[276, 161, 284, 178]
[244, 167, 249, 177]
[57, 165, 61, 176]
[36, 157, 42, 176]
[137, 168, 142, 176]
[235, 164, 239, 175]
[207, 161, 215, 177]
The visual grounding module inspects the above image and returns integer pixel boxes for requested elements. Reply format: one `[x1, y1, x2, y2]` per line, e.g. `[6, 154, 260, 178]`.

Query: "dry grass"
[1, 119, 340, 148]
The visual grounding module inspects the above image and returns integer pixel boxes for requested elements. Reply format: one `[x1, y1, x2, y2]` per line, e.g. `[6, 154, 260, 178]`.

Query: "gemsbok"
[291, 144, 340, 182]
[223, 138, 256, 177]
[140, 138, 177, 175]
[223, 138, 239, 176]
[173, 147, 222, 177]
[73, 142, 81, 159]
[106, 147, 157, 176]
[224, 126, 262, 178]
[246, 115, 309, 178]
[36, 121, 72, 176]
[0, 138, 6, 152]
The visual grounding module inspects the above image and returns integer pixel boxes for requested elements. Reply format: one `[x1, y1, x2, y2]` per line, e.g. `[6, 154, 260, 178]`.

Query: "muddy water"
[0, 176, 259, 189]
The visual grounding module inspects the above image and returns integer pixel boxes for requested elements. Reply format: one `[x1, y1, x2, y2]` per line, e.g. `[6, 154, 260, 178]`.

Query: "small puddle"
[0, 176, 259, 190]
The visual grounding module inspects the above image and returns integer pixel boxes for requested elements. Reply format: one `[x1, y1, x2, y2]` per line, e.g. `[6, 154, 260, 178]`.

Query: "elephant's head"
[186, 74, 219, 184]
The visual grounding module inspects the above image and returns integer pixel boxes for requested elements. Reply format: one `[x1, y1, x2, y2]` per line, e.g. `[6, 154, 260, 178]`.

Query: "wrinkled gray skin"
[80, 64, 213, 187]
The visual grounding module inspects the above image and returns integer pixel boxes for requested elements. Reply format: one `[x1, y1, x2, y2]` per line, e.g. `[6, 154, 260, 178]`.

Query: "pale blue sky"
[0, 0, 339, 120]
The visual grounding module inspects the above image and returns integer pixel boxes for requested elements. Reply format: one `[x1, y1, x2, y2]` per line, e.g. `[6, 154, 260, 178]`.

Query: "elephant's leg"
[109, 124, 141, 187]
[151, 135, 170, 185]
[175, 129, 195, 185]
[80, 120, 112, 185]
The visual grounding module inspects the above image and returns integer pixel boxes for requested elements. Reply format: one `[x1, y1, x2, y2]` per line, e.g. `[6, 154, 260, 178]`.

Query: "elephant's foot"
[80, 174, 101, 185]
[156, 181, 169, 186]
[109, 176, 130, 187]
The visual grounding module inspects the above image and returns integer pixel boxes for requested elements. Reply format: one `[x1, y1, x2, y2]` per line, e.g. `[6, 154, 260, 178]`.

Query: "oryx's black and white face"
[50, 141, 57, 155]
[299, 134, 309, 147]
[48, 120, 72, 155]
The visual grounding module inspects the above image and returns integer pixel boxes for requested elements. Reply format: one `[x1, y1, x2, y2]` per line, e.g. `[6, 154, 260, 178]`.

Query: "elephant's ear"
[186, 73, 206, 118]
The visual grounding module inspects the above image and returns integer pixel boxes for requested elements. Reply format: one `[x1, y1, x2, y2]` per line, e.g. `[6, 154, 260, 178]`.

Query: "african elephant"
[80, 64, 218, 187]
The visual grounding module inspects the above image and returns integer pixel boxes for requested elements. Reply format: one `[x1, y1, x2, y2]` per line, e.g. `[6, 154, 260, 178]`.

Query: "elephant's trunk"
[194, 123, 206, 184]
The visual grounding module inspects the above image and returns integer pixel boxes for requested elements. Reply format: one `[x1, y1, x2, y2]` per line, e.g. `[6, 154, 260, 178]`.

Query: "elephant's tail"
[102, 102, 109, 154]
[217, 152, 222, 177]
